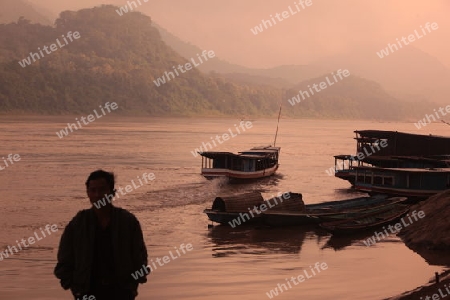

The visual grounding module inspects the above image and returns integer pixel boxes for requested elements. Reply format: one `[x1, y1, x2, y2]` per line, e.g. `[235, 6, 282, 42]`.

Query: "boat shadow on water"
[205, 224, 322, 257]
[320, 229, 398, 251]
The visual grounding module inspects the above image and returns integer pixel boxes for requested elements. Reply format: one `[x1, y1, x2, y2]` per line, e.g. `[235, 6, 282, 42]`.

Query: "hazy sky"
[29, 0, 450, 68]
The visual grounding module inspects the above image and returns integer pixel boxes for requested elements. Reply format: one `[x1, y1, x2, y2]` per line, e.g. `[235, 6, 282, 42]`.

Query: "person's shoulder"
[69, 209, 93, 224]
[73, 208, 92, 218]
[113, 207, 139, 223]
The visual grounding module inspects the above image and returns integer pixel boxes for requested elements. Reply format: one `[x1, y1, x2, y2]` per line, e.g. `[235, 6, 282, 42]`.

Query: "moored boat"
[204, 192, 302, 226]
[332, 129, 450, 185]
[203, 192, 266, 225]
[319, 203, 409, 234]
[305, 196, 407, 223]
[334, 155, 450, 185]
[261, 195, 407, 227]
[353, 166, 450, 199]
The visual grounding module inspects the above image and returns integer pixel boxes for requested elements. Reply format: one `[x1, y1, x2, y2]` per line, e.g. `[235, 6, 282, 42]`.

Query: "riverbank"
[387, 190, 450, 299]
[400, 190, 450, 252]
[387, 269, 450, 300]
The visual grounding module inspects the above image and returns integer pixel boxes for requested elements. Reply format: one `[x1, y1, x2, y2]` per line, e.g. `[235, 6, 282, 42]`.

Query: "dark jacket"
[54, 206, 148, 295]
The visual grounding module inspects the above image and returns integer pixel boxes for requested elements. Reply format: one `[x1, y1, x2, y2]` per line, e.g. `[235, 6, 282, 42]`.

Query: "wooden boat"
[305, 196, 407, 223]
[319, 204, 409, 234]
[332, 129, 450, 185]
[199, 146, 280, 180]
[199, 105, 283, 182]
[204, 192, 304, 226]
[204, 192, 406, 227]
[354, 130, 450, 157]
[261, 195, 407, 227]
[333, 155, 450, 185]
[353, 166, 450, 199]
[203, 192, 266, 225]
[332, 154, 360, 185]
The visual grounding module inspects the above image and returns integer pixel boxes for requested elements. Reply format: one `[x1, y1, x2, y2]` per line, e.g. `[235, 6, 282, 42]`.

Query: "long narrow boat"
[332, 130, 450, 185]
[199, 146, 280, 180]
[305, 197, 407, 223]
[261, 195, 406, 227]
[333, 155, 450, 185]
[319, 204, 409, 234]
[199, 103, 283, 182]
[353, 166, 450, 199]
[353, 130, 450, 157]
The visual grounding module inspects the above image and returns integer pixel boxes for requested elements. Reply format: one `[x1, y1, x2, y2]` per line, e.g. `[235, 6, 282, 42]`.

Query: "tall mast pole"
[273, 100, 282, 147]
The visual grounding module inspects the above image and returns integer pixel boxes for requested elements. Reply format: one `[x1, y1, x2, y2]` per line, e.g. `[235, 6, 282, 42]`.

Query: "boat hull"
[319, 204, 409, 234]
[335, 170, 356, 185]
[353, 166, 450, 200]
[261, 195, 406, 227]
[201, 164, 278, 180]
[203, 209, 263, 225]
[354, 184, 443, 198]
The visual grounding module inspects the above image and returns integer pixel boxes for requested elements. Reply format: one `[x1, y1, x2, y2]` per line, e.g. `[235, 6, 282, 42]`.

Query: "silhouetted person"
[54, 170, 148, 300]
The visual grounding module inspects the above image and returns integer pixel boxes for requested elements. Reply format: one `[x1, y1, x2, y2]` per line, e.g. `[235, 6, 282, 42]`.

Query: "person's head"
[85, 170, 116, 207]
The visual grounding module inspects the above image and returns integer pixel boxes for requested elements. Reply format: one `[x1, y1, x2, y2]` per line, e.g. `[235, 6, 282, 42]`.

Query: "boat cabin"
[199, 146, 280, 180]
[353, 166, 450, 198]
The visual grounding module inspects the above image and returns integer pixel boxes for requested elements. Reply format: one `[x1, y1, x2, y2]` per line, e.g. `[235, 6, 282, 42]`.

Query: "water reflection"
[321, 231, 379, 251]
[206, 225, 318, 257]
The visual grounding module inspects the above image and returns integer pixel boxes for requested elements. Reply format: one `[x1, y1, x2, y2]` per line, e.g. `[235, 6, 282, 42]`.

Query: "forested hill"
[0, 5, 283, 116]
[0, 5, 433, 119]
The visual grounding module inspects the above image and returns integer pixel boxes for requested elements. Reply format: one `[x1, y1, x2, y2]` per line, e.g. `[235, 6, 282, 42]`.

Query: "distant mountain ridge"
[0, 0, 52, 25]
[0, 5, 437, 120]
[4, 1, 449, 105]
[155, 23, 325, 86]
[155, 22, 450, 104]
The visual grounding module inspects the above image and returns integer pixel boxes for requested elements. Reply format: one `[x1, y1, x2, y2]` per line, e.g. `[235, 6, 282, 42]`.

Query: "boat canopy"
[353, 166, 450, 173]
[199, 152, 273, 159]
[199, 146, 280, 160]
[354, 130, 450, 156]
[211, 192, 265, 212]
